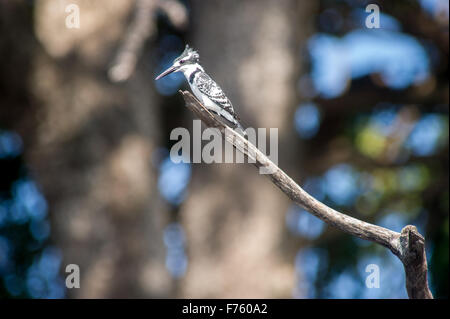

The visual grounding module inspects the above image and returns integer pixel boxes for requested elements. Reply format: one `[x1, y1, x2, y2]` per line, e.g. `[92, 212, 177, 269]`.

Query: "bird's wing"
[195, 72, 238, 119]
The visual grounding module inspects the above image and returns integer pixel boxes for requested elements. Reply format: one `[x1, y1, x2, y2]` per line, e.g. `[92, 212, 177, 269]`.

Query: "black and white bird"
[155, 45, 246, 135]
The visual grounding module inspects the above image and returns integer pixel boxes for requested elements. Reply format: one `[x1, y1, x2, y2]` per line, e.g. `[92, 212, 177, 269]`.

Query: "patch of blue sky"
[163, 223, 188, 278]
[157, 157, 191, 205]
[419, 0, 449, 17]
[345, 30, 429, 87]
[26, 274, 46, 298]
[12, 179, 48, 222]
[29, 219, 51, 242]
[154, 36, 186, 96]
[295, 248, 328, 284]
[294, 103, 321, 139]
[26, 247, 65, 298]
[377, 211, 409, 233]
[303, 177, 326, 202]
[8, 199, 29, 224]
[165, 247, 188, 278]
[308, 30, 430, 98]
[357, 254, 407, 298]
[293, 279, 316, 299]
[163, 223, 186, 249]
[286, 206, 326, 240]
[406, 114, 448, 157]
[154, 56, 185, 96]
[322, 163, 361, 206]
[308, 34, 347, 98]
[350, 9, 402, 31]
[37, 247, 62, 281]
[0, 131, 23, 159]
[369, 106, 398, 136]
[324, 270, 361, 298]
[379, 208, 428, 238]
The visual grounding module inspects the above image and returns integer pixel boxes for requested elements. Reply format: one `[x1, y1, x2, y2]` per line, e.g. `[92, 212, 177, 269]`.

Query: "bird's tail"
[215, 111, 247, 137]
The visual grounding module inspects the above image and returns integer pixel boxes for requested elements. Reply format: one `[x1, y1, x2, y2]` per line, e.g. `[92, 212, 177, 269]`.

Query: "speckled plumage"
[156, 45, 245, 134]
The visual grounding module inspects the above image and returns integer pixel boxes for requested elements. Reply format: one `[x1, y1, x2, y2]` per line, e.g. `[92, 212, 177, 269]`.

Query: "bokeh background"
[0, 0, 448, 298]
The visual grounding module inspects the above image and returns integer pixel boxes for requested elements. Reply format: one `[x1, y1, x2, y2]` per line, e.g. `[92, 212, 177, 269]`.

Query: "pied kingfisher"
[155, 45, 246, 135]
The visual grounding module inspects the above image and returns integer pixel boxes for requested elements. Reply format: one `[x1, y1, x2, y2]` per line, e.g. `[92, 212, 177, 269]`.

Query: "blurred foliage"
[0, 131, 64, 298]
[288, 0, 449, 298]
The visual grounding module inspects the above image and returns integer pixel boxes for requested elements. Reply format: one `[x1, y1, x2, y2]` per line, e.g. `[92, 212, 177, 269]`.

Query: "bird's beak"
[155, 65, 178, 80]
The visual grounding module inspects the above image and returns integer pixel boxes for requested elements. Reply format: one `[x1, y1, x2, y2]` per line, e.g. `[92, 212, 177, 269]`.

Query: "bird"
[155, 45, 246, 136]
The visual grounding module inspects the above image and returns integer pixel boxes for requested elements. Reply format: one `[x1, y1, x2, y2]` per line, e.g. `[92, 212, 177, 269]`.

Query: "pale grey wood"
[180, 90, 433, 299]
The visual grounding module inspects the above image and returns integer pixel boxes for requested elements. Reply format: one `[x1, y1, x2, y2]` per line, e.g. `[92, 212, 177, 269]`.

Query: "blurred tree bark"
[1, 0, 172, 298]
[178, 0, 317, 298]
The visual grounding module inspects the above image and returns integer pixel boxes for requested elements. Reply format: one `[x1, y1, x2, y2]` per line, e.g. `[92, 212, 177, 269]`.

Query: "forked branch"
[180, 90, 433, 299]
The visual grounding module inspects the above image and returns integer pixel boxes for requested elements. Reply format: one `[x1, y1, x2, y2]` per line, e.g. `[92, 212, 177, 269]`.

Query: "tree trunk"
[178, 0, 317, 298]
[28, 0, 171, 298]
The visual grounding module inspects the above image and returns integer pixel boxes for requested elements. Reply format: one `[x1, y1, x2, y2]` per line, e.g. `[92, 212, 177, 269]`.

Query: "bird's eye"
[180, 60, 185, 64]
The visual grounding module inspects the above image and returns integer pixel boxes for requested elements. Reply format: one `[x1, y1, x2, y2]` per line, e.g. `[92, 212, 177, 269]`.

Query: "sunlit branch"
[180, 90, 433, 299]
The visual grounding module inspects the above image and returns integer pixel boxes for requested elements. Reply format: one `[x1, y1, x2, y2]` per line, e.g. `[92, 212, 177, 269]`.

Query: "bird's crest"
[175, 45, 200, 63]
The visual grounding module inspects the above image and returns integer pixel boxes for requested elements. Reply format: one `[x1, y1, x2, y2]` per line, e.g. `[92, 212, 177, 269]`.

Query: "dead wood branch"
[179, 90, 433, 299]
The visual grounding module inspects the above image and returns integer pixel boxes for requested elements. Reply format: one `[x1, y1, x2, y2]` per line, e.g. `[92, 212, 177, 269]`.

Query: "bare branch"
[179, 90, 433, 299]
[109, 0, 188, 82]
